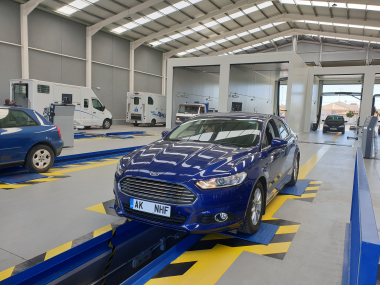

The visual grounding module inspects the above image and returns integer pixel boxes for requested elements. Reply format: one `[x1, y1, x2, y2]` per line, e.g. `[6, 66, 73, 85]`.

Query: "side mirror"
[102, 106, 105, 111]
[161, 131, 169, 138]
[344, 121, 348, 123]
[322, 120, 325, 122]
[271, 138, 287, 148]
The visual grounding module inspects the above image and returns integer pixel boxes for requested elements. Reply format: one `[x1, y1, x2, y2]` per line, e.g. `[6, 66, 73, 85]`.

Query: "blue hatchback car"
[113, 113, 300, 234]
[0, 106, 64, 173]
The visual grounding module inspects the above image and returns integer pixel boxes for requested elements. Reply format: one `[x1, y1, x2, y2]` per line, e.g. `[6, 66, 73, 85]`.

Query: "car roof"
[196, 112, 272, 120]
[327, 114, 344, 117]
[1, 106, 29, 111]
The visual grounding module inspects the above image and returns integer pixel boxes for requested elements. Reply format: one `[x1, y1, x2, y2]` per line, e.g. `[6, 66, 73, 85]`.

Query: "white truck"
[175, 103, 210, 124]
[10, 79, 113, 129]
[126, 92, 166, 126]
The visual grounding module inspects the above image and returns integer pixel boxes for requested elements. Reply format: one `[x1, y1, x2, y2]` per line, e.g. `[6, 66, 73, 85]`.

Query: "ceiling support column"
[292, 35, 297, 53]
[129, 46, 135, 93]
[162, 54, 168, 95]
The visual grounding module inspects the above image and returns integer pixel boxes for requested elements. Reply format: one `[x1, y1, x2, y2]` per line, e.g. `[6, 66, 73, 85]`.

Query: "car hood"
[119, 140, 258, 183]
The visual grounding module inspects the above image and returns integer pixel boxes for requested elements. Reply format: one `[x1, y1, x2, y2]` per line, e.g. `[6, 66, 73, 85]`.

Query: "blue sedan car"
[113, 113, 300, 234]
[0, 106, 64, 173]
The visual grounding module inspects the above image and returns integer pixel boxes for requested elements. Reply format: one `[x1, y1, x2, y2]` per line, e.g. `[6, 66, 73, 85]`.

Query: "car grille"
[119, 177, 197, 205]
[122, 203, 188, 225]
[131, 113, 141, 120]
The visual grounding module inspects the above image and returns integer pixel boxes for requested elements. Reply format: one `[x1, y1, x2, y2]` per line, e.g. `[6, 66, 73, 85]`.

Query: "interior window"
[0, 109, 38, 128]
[92, 99, 103, 111]
[37, 85, 50, 94]
[84, 99, 89, 108]
[148, 97, 153, 105]
[134, 97, 139, 105]
[262, 120, 277, 148]
[275, 119, 289, 139]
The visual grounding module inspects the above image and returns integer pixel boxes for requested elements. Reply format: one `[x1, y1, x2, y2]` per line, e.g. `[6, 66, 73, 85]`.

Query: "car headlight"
[116, 160, 123, 176]
[339, 125, 345, 127]
[196, 172, 247, 189]
[176, 117, 180, 120]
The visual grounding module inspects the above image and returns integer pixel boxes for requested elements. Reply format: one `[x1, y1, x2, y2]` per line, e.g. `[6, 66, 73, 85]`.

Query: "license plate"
[130, 198, 171, 217]
[330, 128, 337, 130]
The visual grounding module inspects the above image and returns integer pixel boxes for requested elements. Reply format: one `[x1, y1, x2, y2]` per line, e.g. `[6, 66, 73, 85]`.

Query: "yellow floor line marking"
[332, 133, 341, 141]
[86, 203, 106, 214]
[201, 233, 234, 241]
[240, 242, 291, 255]
[298, 145, 331, 180]
[0, 184, 32, 189]
[27, 178, 61, 183]
[306, 186, 319, 191]
[45, 241, 73, 260]
[310, 181, 323, 184]
[0, 266, 15, 282]
[294, 193, 317, 199]
[276, 225, 300, 234]
[93, 224, 112, 238]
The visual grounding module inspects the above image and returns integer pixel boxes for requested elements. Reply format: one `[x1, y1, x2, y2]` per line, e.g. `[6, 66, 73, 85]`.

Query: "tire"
[378, 127, 380, 135]
[25, 144, 55, 173]
[84, 126, 91, 129]
[239, 182, 264, 234]
[133, 123, 139, 126]
[286, 155, 299, 186]
[323, 130, 327, 133]
[103, 119, 111, 129]
[342, 130, 345, 135]
[150, 119, 156, 127]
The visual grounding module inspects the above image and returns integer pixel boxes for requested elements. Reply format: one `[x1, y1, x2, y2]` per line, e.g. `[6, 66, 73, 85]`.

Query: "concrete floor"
[0, 127, 378, 284]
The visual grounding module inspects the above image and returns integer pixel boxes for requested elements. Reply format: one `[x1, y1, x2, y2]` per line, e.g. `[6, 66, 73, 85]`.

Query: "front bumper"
[323, 126, 345, 132]
[113, 178, 252, 234]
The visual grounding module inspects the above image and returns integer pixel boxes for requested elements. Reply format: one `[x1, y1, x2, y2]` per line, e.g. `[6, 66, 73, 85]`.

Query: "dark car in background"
[323, 115, 347, 134]
[113, 113, 300, 234]
[0, 107, 64, 173]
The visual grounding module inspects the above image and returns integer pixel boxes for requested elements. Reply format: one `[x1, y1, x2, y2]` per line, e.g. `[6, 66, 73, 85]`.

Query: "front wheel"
[103, 119, 111, 129]
[287, 155, 299, 186]
[150, 119, 156, 127]
[25, 145, 55, 173]
[239, 182, 264, 234]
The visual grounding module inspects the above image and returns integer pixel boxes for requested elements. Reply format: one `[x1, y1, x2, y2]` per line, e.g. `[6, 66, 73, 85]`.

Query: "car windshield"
[178, 105, 199, 114]
[167, 118, 262, 147]
[326, 116, 344, 123]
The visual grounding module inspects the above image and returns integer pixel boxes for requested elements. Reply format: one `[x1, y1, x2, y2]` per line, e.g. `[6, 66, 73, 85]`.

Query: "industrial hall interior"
[2, 0, 380, 284]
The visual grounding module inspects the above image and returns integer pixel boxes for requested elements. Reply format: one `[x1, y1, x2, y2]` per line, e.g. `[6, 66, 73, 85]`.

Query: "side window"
[148, 97, 153, 105]
[0, 109, 38, 128]
[262, 120, 277, 148]
[92, 99, 103, 111]
[275, 119, 289, 139]
[84, 99, 89, 108]
[37, 85, 50, 94]
[134, 97, 139, 105]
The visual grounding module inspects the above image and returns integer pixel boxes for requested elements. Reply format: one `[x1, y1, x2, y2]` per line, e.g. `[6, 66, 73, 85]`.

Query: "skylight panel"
[252, 43, 263, 47]
[334, 23, 348, 27]
[347, 3, 366, 10]
[123, 22, 138, 29]
[311, 1, 328, 6]
[365, 26, 380, 30]
[173, 1, 190, 9]
[150, 41, 162, 46]
[230, 11, 244, 19]
[205, 42, 216, 47]
[135, 17, 151, 25]
[367, 5, 380, 11]
[233, 49, 243, 53]
[188, 0, 202, 3]
[273, 22, 286, 26]
[186, 48, 196, 53]
[147, 12, 163, 20]
[319, 22, 333, 25]
[111, 26, 127, 34]
[242, 46, 252, 50]
[215, 39, 227, 44]
[57, 6, 77, 15]
[170, 33, 183, 39]
[160, 6, 176, 15]
[160, 37, 172, 43]
[177, 52, 187, 56]
[248, 28, 261, 33]
[305, 20, 318, 24]
[226, 35, 238, 41]
[70, 0, 90, 9]
[237, 31, 249, 37]
[280, 0, 295, 3]
[204, 21, 218, 28]
[295, 0, 311, 5]
[86, 0, 98, 3]
[262, 41, 270, 44]
[196, 45, 207, 50]
[329, 3, 346, 8]
[181, 29, 194, 36]
[261, 24, 273, 30]
[349, 24, 364, 29]
[257, 1, 273, 9]
[273, 37, 284, 41]
[243, 6, 258, 14]
[216, 16, 231, 23]
[193, 25, 206, 32]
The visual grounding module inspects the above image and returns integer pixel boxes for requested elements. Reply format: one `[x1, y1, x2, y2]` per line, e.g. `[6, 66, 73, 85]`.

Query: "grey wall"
[0, 0, 163, 123]
[172, 67, 219, 126]
[228, 65, 277, 114]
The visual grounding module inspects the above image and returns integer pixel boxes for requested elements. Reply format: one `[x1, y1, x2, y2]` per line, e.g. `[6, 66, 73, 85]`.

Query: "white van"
[10, 79, 113, 129]
[126, 92, 166, 126]
[175, 103, 208, 124]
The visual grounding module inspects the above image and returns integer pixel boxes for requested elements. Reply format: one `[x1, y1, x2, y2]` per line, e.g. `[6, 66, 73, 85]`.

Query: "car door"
[261, 119, 287, 201]
[0, 109, 40, 164]
[91, 98, 103, 126]
[81, 98, 92, 125]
